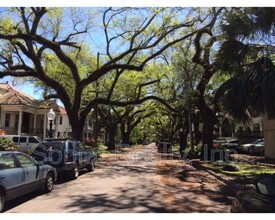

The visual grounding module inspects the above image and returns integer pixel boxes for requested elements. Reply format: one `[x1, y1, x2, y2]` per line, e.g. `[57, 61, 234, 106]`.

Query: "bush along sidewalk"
[0, 137, 19, 151]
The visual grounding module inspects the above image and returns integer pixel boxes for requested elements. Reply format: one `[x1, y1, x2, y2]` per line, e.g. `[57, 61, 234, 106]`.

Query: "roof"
[0, 83, 35, 106]
[0, 83, 60, 112]
[58, 106, 67, 115]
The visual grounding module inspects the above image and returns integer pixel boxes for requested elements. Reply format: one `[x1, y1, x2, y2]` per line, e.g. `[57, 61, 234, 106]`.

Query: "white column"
[33, 114, 37, 135]
[219, 125, 222, 137]
[0, 110, 4, 129]
[231, 123, 235, 137]
[260, 122, 263, 132]
[43, 114, 47, 140]
[55, 116, 58, 138]
[18, 110, 22, 135]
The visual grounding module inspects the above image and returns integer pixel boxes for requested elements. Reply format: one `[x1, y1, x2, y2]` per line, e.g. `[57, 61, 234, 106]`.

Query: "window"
[12, 137, 19, 143]
[78, 143, 85, 150]
[19, 137, 27, 143]
[29, 137, 39, 143]
[15, 114, 19, 129]
[68, 142, 74, 153]
[16, 154, 35, 167]
[0, 153, 16, 170]
[4, 113, 11, 127]
[59, 116, 63, 125]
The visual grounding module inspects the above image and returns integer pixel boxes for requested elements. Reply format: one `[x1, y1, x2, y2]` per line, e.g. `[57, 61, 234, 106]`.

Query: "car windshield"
[35, 137, 43, 142]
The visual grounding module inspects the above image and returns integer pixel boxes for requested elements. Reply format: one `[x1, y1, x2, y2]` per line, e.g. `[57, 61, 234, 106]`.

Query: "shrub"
[213, 160, 225, 166]
[0, 137, 19, 151]
[223, 163, 240, 172]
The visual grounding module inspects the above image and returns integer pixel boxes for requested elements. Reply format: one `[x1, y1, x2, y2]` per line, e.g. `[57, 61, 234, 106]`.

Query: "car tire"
[43, 173, 54, 193]
[87, 161, 95, 172]
[248, 148, 253, 154]
[70, 164, 79, 179]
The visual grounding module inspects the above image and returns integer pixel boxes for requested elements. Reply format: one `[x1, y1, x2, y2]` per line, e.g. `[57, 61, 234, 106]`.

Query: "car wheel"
[70, 164, 79, 179]
[44, 173, 54, 193]
[0, 190, 4, 213]
[87, 161, 95, 172]
[248, 148, 253, 154]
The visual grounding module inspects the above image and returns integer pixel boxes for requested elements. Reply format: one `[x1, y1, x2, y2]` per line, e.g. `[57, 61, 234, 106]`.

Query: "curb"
[191, 161, 242, 193]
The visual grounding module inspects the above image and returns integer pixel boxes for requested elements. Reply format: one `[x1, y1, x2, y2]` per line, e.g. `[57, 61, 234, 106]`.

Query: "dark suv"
[32, 140, 96, 179]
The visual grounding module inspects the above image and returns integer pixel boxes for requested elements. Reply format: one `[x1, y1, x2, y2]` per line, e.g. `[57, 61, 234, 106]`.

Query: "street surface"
[4, 143, 235, 213]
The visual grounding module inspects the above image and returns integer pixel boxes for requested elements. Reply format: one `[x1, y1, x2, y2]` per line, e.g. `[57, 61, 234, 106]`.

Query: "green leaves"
[0, 137, 19, 151]
[0, 17, 16, 35]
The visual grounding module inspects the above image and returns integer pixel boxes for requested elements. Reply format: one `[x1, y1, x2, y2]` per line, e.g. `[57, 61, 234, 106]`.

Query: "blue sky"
[0, 76, 41, 99]
[1, 0, 274, 7]
[0, 76, 64, 106]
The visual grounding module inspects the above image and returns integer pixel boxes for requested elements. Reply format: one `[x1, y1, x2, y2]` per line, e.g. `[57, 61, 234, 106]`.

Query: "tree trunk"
[120, 121, 130, 144]
[200, 106, 216, 161]
[107, 125, 116, 151]
[178, 113, 189, 159]
[68, 113, 86, 141]
[179, 130, 188, 159]
[121, 131, 130, 144]
[193, 116, 201, 146]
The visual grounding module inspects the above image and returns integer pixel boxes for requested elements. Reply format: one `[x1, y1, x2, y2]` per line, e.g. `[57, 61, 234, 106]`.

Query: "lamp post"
[47, 108, 56, 139]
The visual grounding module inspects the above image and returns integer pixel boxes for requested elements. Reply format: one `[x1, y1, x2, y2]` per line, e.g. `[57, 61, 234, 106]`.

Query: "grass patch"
[200, 162, 275, 176]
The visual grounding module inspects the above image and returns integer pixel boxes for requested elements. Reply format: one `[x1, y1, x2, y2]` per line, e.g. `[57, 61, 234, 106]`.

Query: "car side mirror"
[256, 176, 275, 196]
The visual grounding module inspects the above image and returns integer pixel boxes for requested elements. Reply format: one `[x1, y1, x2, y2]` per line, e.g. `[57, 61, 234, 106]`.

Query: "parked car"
[231, 176, 275, 213]
[221, 139, 239, 150]
[0, 151, 57, 212]
[32, 140, 96, 179]
[0, 135, 43, 153]
[157, 139, 172, 153]
[248, 140, 265, 155]
[238, 139, 264, 153]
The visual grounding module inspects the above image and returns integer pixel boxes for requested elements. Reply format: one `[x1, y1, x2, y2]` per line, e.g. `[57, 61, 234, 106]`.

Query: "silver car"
[238, 139, 264, 153]
[0, 151, 57, 212]
[248, 141, 265, 155]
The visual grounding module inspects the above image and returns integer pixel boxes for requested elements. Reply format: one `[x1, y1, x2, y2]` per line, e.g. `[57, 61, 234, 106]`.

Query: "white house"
[0, 83, 93, 140]
[54, 106, 93, 139]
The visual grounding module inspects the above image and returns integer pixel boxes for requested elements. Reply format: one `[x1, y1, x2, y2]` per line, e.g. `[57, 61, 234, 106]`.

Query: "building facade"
[263, 114, 275, 159]
[0, 83, 93, 140]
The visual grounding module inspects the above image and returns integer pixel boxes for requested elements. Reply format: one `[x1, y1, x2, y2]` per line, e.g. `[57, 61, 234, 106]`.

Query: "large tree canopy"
[0, 7, 216, 140]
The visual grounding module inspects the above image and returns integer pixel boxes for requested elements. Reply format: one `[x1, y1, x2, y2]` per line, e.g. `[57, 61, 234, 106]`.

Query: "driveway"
[4, 143, 235, 213]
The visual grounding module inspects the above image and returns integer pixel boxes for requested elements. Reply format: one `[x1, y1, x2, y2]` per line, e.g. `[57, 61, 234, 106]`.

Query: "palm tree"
[216, 8, 275, 121]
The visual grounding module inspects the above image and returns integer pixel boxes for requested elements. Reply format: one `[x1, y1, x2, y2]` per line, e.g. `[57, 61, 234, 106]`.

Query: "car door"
[15, 153, 40, 192]
[0, 153, 25, 201]
[18, 137, 28, 153]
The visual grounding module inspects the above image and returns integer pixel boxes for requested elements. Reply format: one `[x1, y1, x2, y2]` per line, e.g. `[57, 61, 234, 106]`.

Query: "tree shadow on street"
[157, 159, 237, 212]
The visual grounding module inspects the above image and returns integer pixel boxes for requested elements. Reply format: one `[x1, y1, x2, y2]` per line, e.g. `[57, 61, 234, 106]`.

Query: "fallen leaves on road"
[156, 157, 237, 213]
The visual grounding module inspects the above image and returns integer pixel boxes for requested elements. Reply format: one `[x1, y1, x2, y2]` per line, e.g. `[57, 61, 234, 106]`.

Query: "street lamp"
[47, 108, 56, 139]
